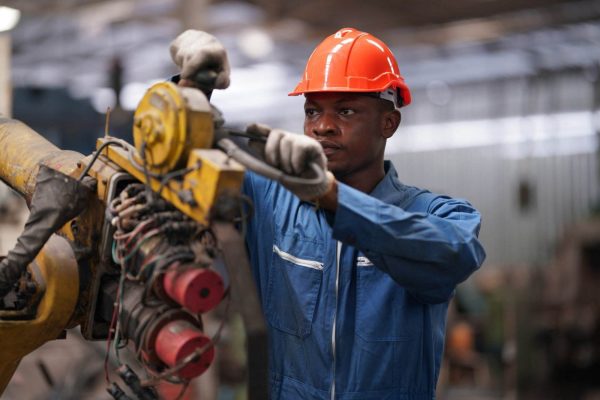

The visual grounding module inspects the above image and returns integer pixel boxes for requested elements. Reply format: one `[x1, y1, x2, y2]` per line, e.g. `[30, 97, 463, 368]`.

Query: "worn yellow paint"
[0, 84, 245, 396]
[0, 118, 83, 204]
[184, 149, 245, 215]
[99, 139, 244, 225]
[133, 82, 214, 175]
[0, 235, 79, 393]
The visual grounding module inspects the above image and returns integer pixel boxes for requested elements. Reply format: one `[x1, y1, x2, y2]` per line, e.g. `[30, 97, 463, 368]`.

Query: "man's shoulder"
[388, 181, 438, 212]
[384, 162, 475, 213]
[380, 161, 432, 208]
[403, 187, 479, 217]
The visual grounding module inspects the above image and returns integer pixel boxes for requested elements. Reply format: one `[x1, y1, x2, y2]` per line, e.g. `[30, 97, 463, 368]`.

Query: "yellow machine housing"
[0, 81, 246, 391]
[133, 81, 215, 175]
[0, 235, 79, 393]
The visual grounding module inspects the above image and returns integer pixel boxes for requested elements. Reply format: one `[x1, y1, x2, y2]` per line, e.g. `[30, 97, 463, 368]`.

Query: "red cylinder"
[163, 267, 225, 313]
[154, 320, 215, 379]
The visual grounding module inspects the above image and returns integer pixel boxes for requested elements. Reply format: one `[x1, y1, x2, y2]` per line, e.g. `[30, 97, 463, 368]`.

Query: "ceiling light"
[238, 28, 274, 60]
[0, 7, 21, 33]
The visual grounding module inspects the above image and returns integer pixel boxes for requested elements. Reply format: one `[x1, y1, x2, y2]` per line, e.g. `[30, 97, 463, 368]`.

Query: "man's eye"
[305, 109, 318, 117]
[339, 109, 355, 116]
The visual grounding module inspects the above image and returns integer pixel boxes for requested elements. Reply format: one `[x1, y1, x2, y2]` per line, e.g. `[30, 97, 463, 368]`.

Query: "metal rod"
[0, 117, 83, 204]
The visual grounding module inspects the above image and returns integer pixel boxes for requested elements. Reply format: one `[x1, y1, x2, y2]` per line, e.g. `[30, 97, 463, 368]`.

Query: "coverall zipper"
[331, 241, 341, 400]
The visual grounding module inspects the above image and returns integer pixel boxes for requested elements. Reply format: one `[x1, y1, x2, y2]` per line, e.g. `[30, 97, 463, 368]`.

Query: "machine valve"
[162, 265, 224, 314]
[154, 319, 215, 379]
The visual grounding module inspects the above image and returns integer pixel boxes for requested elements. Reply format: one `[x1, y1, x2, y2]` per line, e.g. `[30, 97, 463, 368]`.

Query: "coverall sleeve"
[332, 182, 486, 304]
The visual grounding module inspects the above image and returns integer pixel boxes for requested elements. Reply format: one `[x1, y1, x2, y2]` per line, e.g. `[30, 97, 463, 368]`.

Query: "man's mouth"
[318, 141, 342, 156]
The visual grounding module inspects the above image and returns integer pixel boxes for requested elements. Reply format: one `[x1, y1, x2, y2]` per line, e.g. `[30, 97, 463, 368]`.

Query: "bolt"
[70, 219, 79, 235]
[25, 282, 37, 294]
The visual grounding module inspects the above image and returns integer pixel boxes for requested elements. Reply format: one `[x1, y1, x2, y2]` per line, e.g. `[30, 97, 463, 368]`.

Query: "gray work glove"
[246, 124, 334, 201]
[0, 166, 95, 298]
[170, 30, 231, 90]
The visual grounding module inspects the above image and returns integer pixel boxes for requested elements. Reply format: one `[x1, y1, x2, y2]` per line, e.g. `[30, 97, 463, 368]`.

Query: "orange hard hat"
[289, 27, 411, 107]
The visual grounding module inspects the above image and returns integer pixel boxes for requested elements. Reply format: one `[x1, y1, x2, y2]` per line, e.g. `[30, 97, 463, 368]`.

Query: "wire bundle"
[103, 182, 227, 399]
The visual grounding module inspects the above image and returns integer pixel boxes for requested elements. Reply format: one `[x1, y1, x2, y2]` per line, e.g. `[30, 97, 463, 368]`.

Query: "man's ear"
[382, 110, 401, 139]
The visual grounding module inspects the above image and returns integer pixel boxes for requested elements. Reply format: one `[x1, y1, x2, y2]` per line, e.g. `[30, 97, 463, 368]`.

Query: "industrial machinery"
[0, 78, 325, 399]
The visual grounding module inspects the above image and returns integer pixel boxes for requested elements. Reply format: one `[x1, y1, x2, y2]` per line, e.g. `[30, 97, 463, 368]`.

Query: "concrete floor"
[1, 329, 112, 400]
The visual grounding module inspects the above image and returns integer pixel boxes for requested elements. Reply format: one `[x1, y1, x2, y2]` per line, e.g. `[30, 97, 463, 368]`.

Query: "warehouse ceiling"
[5, 0, 600, 129]
[5, 0, 600, 44]
[3, 0, 597, 27]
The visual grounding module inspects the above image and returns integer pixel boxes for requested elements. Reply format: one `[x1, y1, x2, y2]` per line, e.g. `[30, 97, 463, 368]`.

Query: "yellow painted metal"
[63, 154, 125, 334]
[133, 82, 214, 175]
[184, 149, 245, 214]
[0, 82, 244, 396]
[0, 117, 83, 204]
[0, 235, 79, 393]
[0, 117, 104, 331]
[97, 138, 245, 225]
[77, 152, 123, 203]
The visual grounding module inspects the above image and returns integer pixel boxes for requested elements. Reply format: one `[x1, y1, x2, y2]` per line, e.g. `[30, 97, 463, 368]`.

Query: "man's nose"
[312, 113, 338, 137]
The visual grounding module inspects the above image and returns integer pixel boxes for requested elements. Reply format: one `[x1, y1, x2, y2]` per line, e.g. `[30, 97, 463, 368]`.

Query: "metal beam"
[0, 35, 11, 118]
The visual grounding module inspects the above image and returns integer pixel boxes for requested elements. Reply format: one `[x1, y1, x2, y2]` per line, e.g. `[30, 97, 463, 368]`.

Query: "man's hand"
[246, 124, 336, 203]
[170, 30, 231, 90]
[247, 124, 326, 176]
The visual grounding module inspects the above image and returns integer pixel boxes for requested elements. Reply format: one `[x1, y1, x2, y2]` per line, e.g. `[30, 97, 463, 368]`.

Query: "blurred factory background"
[1, 0, 600, 399]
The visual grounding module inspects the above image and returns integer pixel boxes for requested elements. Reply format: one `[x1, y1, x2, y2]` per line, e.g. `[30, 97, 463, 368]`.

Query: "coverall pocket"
[265, 239, 324, 338]
[355, 264, 422, 341]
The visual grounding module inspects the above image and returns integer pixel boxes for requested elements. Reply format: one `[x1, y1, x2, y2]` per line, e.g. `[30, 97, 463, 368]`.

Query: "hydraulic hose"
[216, 137, 326, 187]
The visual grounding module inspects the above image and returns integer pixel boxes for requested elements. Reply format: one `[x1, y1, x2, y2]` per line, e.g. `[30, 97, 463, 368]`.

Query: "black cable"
[140, 142, 157, 206]
[216, 137, 327, 186]
[225, 128, 267, 143]
[78, 140, 127, 181]
[117, 365, 158, 400]
[107, 382, 134, 400]
[156, 163, 200, 197]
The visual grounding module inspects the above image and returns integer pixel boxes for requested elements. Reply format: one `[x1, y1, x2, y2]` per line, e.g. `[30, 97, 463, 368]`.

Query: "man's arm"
[330, 182, 485, 304]
[242, 127, 484, 304]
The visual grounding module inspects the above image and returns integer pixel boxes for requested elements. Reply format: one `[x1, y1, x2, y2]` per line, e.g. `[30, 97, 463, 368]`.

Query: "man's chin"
[326, 162, 343, 179]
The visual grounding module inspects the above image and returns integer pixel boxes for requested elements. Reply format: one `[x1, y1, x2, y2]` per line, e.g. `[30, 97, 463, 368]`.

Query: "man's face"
[303, 92, 396, 181]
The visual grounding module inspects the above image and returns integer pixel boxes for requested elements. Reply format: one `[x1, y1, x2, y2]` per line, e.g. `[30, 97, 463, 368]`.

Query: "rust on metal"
[0, 235, 79, 393]
[0, 118, 83, 205]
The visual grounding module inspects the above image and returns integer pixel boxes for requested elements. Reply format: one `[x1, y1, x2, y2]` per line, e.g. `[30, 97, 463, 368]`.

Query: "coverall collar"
[366, 160, 414, 209]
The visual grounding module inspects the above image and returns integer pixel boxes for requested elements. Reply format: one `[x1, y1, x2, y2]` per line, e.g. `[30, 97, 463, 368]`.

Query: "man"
[171, 27, 486, 400]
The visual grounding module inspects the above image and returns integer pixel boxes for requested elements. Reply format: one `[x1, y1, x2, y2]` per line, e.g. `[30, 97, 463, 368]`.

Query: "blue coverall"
[243, 161, 486, 400]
